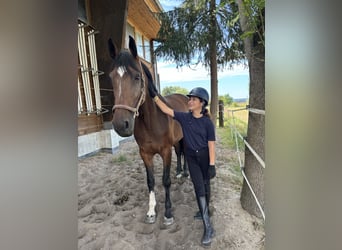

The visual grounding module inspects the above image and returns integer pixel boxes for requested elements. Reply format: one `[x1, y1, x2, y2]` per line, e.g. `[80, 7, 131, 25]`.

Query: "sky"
[156, 0, 250, 99]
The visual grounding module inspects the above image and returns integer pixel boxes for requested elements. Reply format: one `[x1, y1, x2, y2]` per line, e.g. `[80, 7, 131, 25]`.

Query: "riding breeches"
[186, 147, 210, 197]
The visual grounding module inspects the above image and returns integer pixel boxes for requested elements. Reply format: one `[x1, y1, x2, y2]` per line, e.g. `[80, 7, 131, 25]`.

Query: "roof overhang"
[127, 0, 163, 39]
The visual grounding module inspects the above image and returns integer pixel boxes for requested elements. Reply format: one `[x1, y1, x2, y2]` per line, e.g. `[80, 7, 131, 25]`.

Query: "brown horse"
[108, 36, 188, 225]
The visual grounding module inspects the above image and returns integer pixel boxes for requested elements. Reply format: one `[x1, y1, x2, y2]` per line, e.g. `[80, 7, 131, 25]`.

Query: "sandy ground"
[78, 135, 265, 250]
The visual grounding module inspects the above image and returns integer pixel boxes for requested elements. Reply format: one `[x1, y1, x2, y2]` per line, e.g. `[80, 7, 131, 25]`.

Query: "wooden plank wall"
[78, 114, 103, 135]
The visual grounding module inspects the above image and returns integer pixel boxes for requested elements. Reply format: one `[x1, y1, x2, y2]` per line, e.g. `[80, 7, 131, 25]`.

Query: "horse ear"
[108, 38, 117, 60]
[128, 35, 138, 58]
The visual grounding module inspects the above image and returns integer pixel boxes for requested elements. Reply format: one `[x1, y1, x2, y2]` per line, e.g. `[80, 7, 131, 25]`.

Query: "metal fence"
[78, 22, 106, 115]
[228, 106, 265, 220]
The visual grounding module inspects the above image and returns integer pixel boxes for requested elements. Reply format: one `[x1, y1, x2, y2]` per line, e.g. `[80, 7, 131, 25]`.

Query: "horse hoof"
[183, 172, 189, 178]
[163, 216, 174, 226]
[176, 173, 182, 179]
[145, 214, 156, 224]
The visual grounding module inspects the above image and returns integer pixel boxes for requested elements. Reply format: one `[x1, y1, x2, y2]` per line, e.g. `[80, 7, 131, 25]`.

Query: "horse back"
[164, 93, 188, 112]
[163, 93, 188, 143]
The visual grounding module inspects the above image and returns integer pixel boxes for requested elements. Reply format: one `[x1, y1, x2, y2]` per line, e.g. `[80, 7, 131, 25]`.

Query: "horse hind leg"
[182, 153, 189, 178]
[180, 139, 189, 178]
[174, 142, 183, 178]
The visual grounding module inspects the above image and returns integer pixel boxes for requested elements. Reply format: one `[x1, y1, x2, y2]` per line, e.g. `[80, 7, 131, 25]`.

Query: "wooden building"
[78, 0, 163, 156]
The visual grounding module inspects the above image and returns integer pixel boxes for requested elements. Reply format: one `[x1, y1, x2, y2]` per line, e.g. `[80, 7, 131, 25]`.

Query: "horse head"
[108, 36, 146, 137]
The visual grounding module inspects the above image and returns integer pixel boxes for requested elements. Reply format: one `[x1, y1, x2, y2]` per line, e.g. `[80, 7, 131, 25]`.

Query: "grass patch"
[217, 102, 248, 151]
[216, 103, 247, 189]
[231, 162, 241, 176]
[216, 127, 235, 148]
[226, 102, 249, 123]
[216, 118, 247, 151]
[110, 154, 131, 165]
[228, 156, 244, 187]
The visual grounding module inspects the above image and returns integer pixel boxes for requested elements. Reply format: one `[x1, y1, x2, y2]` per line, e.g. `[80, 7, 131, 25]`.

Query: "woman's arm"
[153, 96, 174, 117]
[208, 140, 215, 165]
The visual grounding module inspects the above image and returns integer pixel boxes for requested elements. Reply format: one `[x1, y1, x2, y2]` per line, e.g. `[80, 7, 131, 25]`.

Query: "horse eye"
[134, 74, 141, 81]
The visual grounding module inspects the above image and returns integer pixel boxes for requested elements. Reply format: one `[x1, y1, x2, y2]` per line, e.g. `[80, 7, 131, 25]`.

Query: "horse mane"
[140, 62, 177, 110]
[141, 63, 158, 94]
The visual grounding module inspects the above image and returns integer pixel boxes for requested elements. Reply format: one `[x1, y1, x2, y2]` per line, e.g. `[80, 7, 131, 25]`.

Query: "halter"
[112, 60, 146, 119]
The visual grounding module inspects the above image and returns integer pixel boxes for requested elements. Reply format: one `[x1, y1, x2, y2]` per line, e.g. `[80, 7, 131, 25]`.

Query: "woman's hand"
[208, 165, 216, 179]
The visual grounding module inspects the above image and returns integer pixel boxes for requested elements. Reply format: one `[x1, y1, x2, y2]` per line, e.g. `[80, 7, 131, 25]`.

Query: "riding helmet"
[187, 87, 209, 105]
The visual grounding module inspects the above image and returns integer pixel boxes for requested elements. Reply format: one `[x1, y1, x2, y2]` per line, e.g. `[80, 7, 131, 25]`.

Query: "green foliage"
[162, 86, 189, 96]
[155, 0, 245, 69]
[239, 0, 265, 48]
[218, 93, 233, 105]
[231, 102, 240, 107]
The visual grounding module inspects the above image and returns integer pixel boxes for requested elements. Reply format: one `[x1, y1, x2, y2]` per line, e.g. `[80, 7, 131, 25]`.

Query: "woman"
[148, 85, 216, 246]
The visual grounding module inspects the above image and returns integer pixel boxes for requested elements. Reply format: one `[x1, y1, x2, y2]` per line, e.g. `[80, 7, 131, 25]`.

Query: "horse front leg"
[140, 150, 157, 224]
[161, 147, 174, 226]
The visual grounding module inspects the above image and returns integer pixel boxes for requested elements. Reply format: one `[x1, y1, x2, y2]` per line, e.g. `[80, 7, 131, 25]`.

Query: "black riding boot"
[194, 195, 203, 220]
[194, 183, 211, 220]
[198, 196, 215, 246]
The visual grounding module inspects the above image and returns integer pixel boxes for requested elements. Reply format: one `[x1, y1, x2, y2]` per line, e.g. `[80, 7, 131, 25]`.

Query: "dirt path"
[78, 135, 265, 249]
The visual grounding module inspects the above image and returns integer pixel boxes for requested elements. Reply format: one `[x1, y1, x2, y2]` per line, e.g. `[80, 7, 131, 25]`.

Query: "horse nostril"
[124, 120, 129, 129]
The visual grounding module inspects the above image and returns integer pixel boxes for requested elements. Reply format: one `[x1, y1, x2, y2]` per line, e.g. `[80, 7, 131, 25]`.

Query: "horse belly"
[164, 94, 188, 144]
[171, 120, 183, 144]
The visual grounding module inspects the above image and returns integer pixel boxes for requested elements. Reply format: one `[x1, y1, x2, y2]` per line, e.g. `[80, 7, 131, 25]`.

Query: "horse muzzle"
[112, 111, 135, 137]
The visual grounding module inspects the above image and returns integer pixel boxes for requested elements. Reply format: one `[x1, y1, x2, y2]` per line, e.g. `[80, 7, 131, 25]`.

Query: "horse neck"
[139, 92, 157, 118]
[138, 92, 167, 129]
[136, 65, 168, 129]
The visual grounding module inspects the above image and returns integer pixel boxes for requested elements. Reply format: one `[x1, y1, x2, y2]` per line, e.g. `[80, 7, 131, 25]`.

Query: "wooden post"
[218, 100, 224, 127]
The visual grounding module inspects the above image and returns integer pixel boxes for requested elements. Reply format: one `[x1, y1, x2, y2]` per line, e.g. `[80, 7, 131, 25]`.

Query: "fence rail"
[228, 106, 265, 220]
